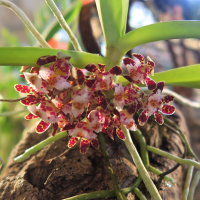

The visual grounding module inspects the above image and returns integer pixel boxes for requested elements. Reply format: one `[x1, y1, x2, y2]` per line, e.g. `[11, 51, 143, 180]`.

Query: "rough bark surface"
[0, 109, 188, 200]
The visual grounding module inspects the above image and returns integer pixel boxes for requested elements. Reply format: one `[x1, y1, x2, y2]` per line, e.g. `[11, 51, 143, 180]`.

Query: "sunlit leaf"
[0, 47, 109, 68]
[95, 0, 128, 48]
[118, 21, 200, 54]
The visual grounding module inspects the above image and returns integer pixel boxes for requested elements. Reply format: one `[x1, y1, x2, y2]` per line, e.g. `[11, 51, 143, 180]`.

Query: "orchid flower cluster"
[15, 52, 175, 153]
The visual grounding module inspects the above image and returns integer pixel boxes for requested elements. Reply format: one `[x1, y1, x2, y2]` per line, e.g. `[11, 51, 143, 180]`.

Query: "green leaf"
[95, 0, 128, 48]
[0, 47, 109, 68]
[118, 64, 200, 89]
[42, 0, 81, 42]
[117, 21, 200, 54]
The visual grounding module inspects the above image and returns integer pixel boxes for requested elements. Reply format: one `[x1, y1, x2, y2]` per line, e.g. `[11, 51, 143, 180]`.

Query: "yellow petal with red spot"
[15, 84, 32, 93]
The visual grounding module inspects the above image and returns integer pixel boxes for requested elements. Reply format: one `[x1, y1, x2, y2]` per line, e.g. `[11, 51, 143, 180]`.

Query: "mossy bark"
[0, 109, 188, 200]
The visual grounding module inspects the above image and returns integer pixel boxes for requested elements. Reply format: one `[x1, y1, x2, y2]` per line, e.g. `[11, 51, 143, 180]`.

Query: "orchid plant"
[0, 0, 200, 200]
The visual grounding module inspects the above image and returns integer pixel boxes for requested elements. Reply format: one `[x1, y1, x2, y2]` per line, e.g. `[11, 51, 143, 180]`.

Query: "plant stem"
[63, 176, 142, 200]
[121, 176, 142, 194]
[148, 166, 175, 185]
[182, 163, 195, 200]
[45, 0, 82, 51]
[0, 109, 27, 117]
[0, 0, 51, 48]
[133, 188, 147, 200]
[147, 146, 200, 170]
[188, 170, 200, 200]
[121, 125, 162, 200]
[14, 131, 68, 162]
[98, 132, 126, 200]
[0, 97, 26, 102]
[0, 156, 4, 174]
[131, 130, 176, 186]
[163, 117, 198, 161]
[105, 45, 124, 71]
[130, 129, 149, 168]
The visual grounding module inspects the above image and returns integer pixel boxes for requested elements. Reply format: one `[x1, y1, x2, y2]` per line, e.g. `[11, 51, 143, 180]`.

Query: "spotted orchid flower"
[85, 63, 122, 91]
[123, 53, 156, 90]
[139, 81, 175, 126]
[15, 70, 49, 97]
[87, 107, 109, 133]
[51, 89, 73, 115]
[113, 83, 143, 110]
[71, 86, 92, 117]
[120, 110, 137, 131]
[27, 100, 59, 133]
[104, 107, 137, 141]
[68, 121, 99, 153]
[37, 52, 72, 91]
[14, 51, 176, 155]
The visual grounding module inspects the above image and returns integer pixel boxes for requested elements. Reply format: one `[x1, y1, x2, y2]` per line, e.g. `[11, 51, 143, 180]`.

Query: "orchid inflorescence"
[15, 52, 175, 153]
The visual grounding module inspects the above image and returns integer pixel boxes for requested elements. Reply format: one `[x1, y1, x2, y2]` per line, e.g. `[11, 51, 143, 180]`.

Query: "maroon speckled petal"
[116, 128, 125, 140]
[68, 137, 78, 148]
[62, 123, 76, 130]
[24, 113, 38, 120]
[30, 67, 40, 74]
[98, 97, 107, 110]
[136, 100, 143, 112]
[102, 127, 114, 140]
[104, 117, 109, 129]
[123, 75, 133, 82]
[123, 57, 136, 66]
[85, 63, 98, 73]
[36, 120, 51, 133]
[97, 91, 105, 97]
[52, 123, 59, 136]
[128, 102, 137, 114]
[145, 78, 156, 90]
[85, 79, 95, 88]
[147, 58, 155, 73]
[80, 138, 90, 154]
[132, 53, 145, 64]
[153, 81, 165, 93]
[154, 112, 164, 125]
[36, 55, 57, 65]
[91, 138, 99, 149]
[113, 108, 120, 118]
[98, 64, 105, 72]
[138, 110, 149, 126]
[160, 105, 175, 115]
[109, 66, 122, 75]
[77, 69, 85, 85]
[21, 95, 40, 106]
[161, 95, 174, 104]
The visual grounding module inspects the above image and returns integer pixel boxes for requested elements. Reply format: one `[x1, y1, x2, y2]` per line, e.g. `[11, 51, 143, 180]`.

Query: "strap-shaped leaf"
[117, 21, 200, 54]
[151, 64, 200, 88]
[95, 0, 128, 48]
[0, 47, 109, 68]
[118, 64, 200, 89]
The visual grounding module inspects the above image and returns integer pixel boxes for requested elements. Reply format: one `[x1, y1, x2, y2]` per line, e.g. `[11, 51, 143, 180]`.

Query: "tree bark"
[0, 109, 189, 200]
